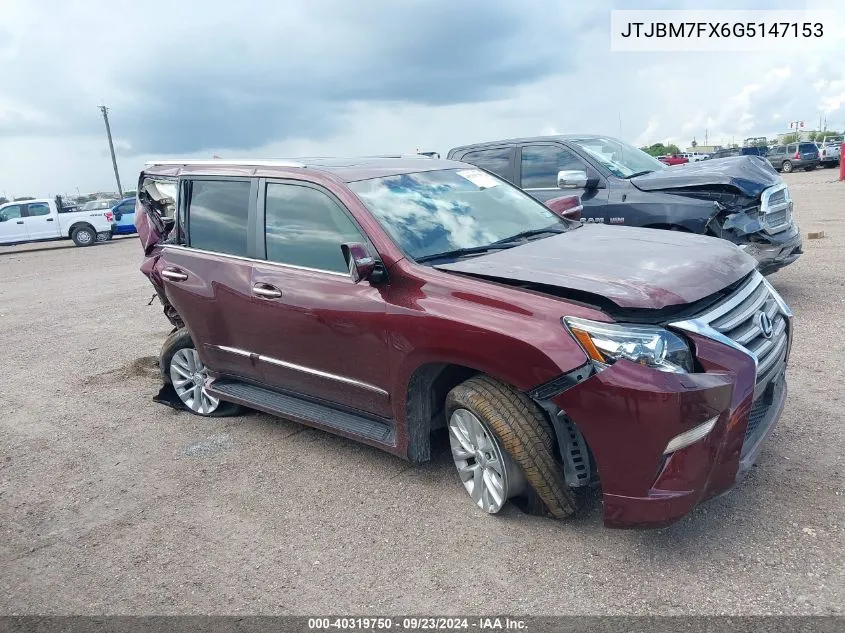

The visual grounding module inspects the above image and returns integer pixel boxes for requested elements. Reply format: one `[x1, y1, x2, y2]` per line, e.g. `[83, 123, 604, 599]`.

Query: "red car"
[658, 154, 689, 166]
[136, 157, 792, 528]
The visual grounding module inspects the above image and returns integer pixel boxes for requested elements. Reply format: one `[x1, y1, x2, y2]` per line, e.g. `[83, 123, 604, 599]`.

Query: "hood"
[435, 225, 757, 310]
[631, 155, 781, 198]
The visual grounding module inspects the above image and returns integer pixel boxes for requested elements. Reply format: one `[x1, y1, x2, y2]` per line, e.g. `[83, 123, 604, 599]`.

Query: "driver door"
[0, 205, 28, 243]
[517, 143, 608, 221]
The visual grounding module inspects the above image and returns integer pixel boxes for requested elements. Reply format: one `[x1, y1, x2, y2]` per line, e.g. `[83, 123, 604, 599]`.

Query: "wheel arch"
[67, 221, 97, 238]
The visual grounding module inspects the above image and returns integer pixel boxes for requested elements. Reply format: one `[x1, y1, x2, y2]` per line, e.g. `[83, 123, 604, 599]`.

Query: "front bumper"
[741, 223, 803, 275]
[552, 333, 787, 529]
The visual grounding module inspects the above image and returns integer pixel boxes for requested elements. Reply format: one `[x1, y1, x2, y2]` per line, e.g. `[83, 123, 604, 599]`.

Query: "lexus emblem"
[758, 311, 774, 339]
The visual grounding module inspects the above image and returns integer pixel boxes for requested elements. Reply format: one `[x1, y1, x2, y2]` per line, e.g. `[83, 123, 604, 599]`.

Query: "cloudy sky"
[1, 0, 844, 198]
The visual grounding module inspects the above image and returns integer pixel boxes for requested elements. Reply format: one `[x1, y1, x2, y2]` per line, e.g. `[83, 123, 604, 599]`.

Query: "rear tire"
[445, 376, 577, 519]
[781, 160, 793, 173]
[160, 328, 242, 417]
[71, 226, 96, 247]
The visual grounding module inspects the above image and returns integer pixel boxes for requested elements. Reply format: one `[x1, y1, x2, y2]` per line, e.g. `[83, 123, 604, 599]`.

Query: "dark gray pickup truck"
[447, 135, 803, 275]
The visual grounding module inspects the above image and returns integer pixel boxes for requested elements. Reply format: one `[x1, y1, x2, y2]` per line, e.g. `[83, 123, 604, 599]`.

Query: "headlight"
[562, 317, 694, 374]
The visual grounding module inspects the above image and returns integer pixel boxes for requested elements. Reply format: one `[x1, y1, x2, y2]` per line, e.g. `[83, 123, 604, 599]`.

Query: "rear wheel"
[160, 328, 241, 417]
[781, 160, 793, 173]
[71, 226, 96, 247]
[445, 376, 577, 519]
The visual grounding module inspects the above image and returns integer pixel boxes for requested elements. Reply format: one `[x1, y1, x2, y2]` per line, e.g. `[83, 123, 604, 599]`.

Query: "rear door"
[452, 146, 517, 184]
[248, 179, 392, 417]
[153, 176, 265, 383]
[0, 204, 28, 243]
[798, 142, 819, 161]
[22, 202, 58, 239]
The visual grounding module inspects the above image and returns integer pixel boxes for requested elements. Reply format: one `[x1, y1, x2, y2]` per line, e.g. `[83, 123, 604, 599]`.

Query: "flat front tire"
[159, 328, 241, 417]
[445, 376, 577, 519]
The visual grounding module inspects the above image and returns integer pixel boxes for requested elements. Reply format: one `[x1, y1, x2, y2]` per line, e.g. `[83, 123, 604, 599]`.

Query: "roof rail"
[144, 159, 306, 168]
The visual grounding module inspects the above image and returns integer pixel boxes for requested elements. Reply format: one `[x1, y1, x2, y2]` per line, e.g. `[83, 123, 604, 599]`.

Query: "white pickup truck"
[0, 197, 115, 247]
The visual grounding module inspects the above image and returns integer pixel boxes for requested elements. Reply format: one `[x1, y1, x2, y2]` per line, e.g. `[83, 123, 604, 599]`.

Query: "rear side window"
[25, 203, 50, 216]
[459, 147, 513, 181]
[520, 145, 587, 188]
[264, 183, 364, 273]
[187, 180, 251, 256]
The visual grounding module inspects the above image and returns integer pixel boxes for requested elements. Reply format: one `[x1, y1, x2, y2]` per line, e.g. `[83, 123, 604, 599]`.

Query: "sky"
[1, 0, 844, 198]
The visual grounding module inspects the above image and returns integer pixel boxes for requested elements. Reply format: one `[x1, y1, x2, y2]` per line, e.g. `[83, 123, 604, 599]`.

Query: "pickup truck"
[657, 154, 689, 166]
[447, 134, 802, 275]
[819, 141, 841, 168]
[0, 197, 115, 247]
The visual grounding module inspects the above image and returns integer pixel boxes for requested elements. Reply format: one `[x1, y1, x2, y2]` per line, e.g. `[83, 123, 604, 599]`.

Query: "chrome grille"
[671, 272, 791, 388]
[760, 184, 792, 234]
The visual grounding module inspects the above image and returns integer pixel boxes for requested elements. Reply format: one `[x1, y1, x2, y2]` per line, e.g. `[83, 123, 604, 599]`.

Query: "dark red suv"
[136, 157, 793, 528]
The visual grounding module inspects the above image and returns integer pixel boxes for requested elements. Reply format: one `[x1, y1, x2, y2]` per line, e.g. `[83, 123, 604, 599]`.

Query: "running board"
[208, 379, 396, 445]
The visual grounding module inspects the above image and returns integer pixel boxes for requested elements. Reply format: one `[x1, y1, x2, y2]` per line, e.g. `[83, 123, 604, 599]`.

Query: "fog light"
[663, 416, 719, 455]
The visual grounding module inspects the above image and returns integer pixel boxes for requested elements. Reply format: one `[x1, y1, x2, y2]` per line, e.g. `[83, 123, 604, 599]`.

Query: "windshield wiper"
[415, 244, 514, 263]
[625, 170, 655, 179]
[491, 227, 566, 245]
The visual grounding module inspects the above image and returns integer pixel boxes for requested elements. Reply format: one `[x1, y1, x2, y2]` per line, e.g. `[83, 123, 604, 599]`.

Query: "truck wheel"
[71, 226, 96, 247]
[160, 328, 241, 417]
[781, 160, 793, 173]
[445, 376, 577, 519]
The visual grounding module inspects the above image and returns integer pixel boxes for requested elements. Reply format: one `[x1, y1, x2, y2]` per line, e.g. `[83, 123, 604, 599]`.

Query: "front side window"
[348, 168, 567, 261]
[0, 205, 22, 221]
[520, 145, 588, 188]
[459, 147, 512, 181]
[264, 183, 364, 273]
[187, 180, 251, 256]
[26, 203, 50, 217]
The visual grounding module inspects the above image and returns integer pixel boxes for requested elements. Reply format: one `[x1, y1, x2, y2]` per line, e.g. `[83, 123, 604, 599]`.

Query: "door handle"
[161, 268, 189, 282]
[16, 221, 24, 224]
[252, 283, 282, 299]
[46, 218, 54, 222]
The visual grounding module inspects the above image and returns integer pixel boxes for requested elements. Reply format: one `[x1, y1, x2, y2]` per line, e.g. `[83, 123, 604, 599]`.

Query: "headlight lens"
[563, 317, 694, 374]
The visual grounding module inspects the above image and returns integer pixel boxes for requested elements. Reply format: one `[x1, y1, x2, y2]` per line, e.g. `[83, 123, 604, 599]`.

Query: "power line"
[98, 105, 124, 198]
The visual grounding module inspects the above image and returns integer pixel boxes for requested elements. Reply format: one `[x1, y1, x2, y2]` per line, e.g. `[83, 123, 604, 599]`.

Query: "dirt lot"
[1, 169, 843, 615]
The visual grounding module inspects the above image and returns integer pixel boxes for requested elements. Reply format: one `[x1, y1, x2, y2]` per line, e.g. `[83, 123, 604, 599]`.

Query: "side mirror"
[0, 215, 6, 223]
[557, 170, 588, 189]
[114, 212, 123, 221]
[341, 243, 377, 284]
[544, 195, 583, 221]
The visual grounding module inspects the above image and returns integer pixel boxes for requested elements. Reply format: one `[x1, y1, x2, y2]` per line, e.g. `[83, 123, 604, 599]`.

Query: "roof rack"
[145, 159, 305, 168]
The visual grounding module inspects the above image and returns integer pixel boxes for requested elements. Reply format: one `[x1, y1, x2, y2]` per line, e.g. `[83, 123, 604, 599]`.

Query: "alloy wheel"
[448, 408, 512, 513]
[169, 348, 220, 415]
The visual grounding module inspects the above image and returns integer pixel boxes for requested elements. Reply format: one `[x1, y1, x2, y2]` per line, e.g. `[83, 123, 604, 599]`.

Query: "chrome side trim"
[163, 244, 351, 278]
[211, 345, 388, 397]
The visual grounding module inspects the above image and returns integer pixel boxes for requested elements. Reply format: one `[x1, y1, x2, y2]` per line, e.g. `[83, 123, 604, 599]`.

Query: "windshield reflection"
[570, 137, 667, 178]
[348, 168, 565, 261]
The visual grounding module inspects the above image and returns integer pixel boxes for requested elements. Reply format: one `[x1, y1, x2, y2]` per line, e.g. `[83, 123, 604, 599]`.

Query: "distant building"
[684, 145, 722, 153]
[776, 131, 815, 143]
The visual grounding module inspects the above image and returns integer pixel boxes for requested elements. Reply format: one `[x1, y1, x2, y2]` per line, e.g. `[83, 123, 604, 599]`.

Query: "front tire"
[781, 160, 793, 173]
[160, 328, 241, 417]
[71, 226, 96, 247]
[445, 376, 577, 519]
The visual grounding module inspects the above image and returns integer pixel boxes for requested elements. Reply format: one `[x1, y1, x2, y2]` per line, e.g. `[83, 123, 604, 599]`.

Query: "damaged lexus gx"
[447, 135, 802, 275]
[136, 157, 793, 529]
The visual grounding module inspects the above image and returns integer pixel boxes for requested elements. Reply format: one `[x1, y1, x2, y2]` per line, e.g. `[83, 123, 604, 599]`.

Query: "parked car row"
[135, 143, 795, 529]
[0, 196, 136, 247]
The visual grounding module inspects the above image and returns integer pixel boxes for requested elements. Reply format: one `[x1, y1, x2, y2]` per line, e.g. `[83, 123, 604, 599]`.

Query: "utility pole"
[705, 128, 708, 145]
[98, 105, 124, 198]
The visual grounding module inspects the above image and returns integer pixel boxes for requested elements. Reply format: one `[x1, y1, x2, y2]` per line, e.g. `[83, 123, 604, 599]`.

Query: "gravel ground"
[0, 169, 843, 615]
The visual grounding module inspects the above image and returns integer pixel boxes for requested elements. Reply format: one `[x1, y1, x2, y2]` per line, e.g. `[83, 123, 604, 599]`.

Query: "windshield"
[568, 137, 667, 178]
[348, 168, 568, 261]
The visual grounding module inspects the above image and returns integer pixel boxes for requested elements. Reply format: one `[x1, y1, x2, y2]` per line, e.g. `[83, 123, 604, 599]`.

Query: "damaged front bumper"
[719, 183, 802, 275]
